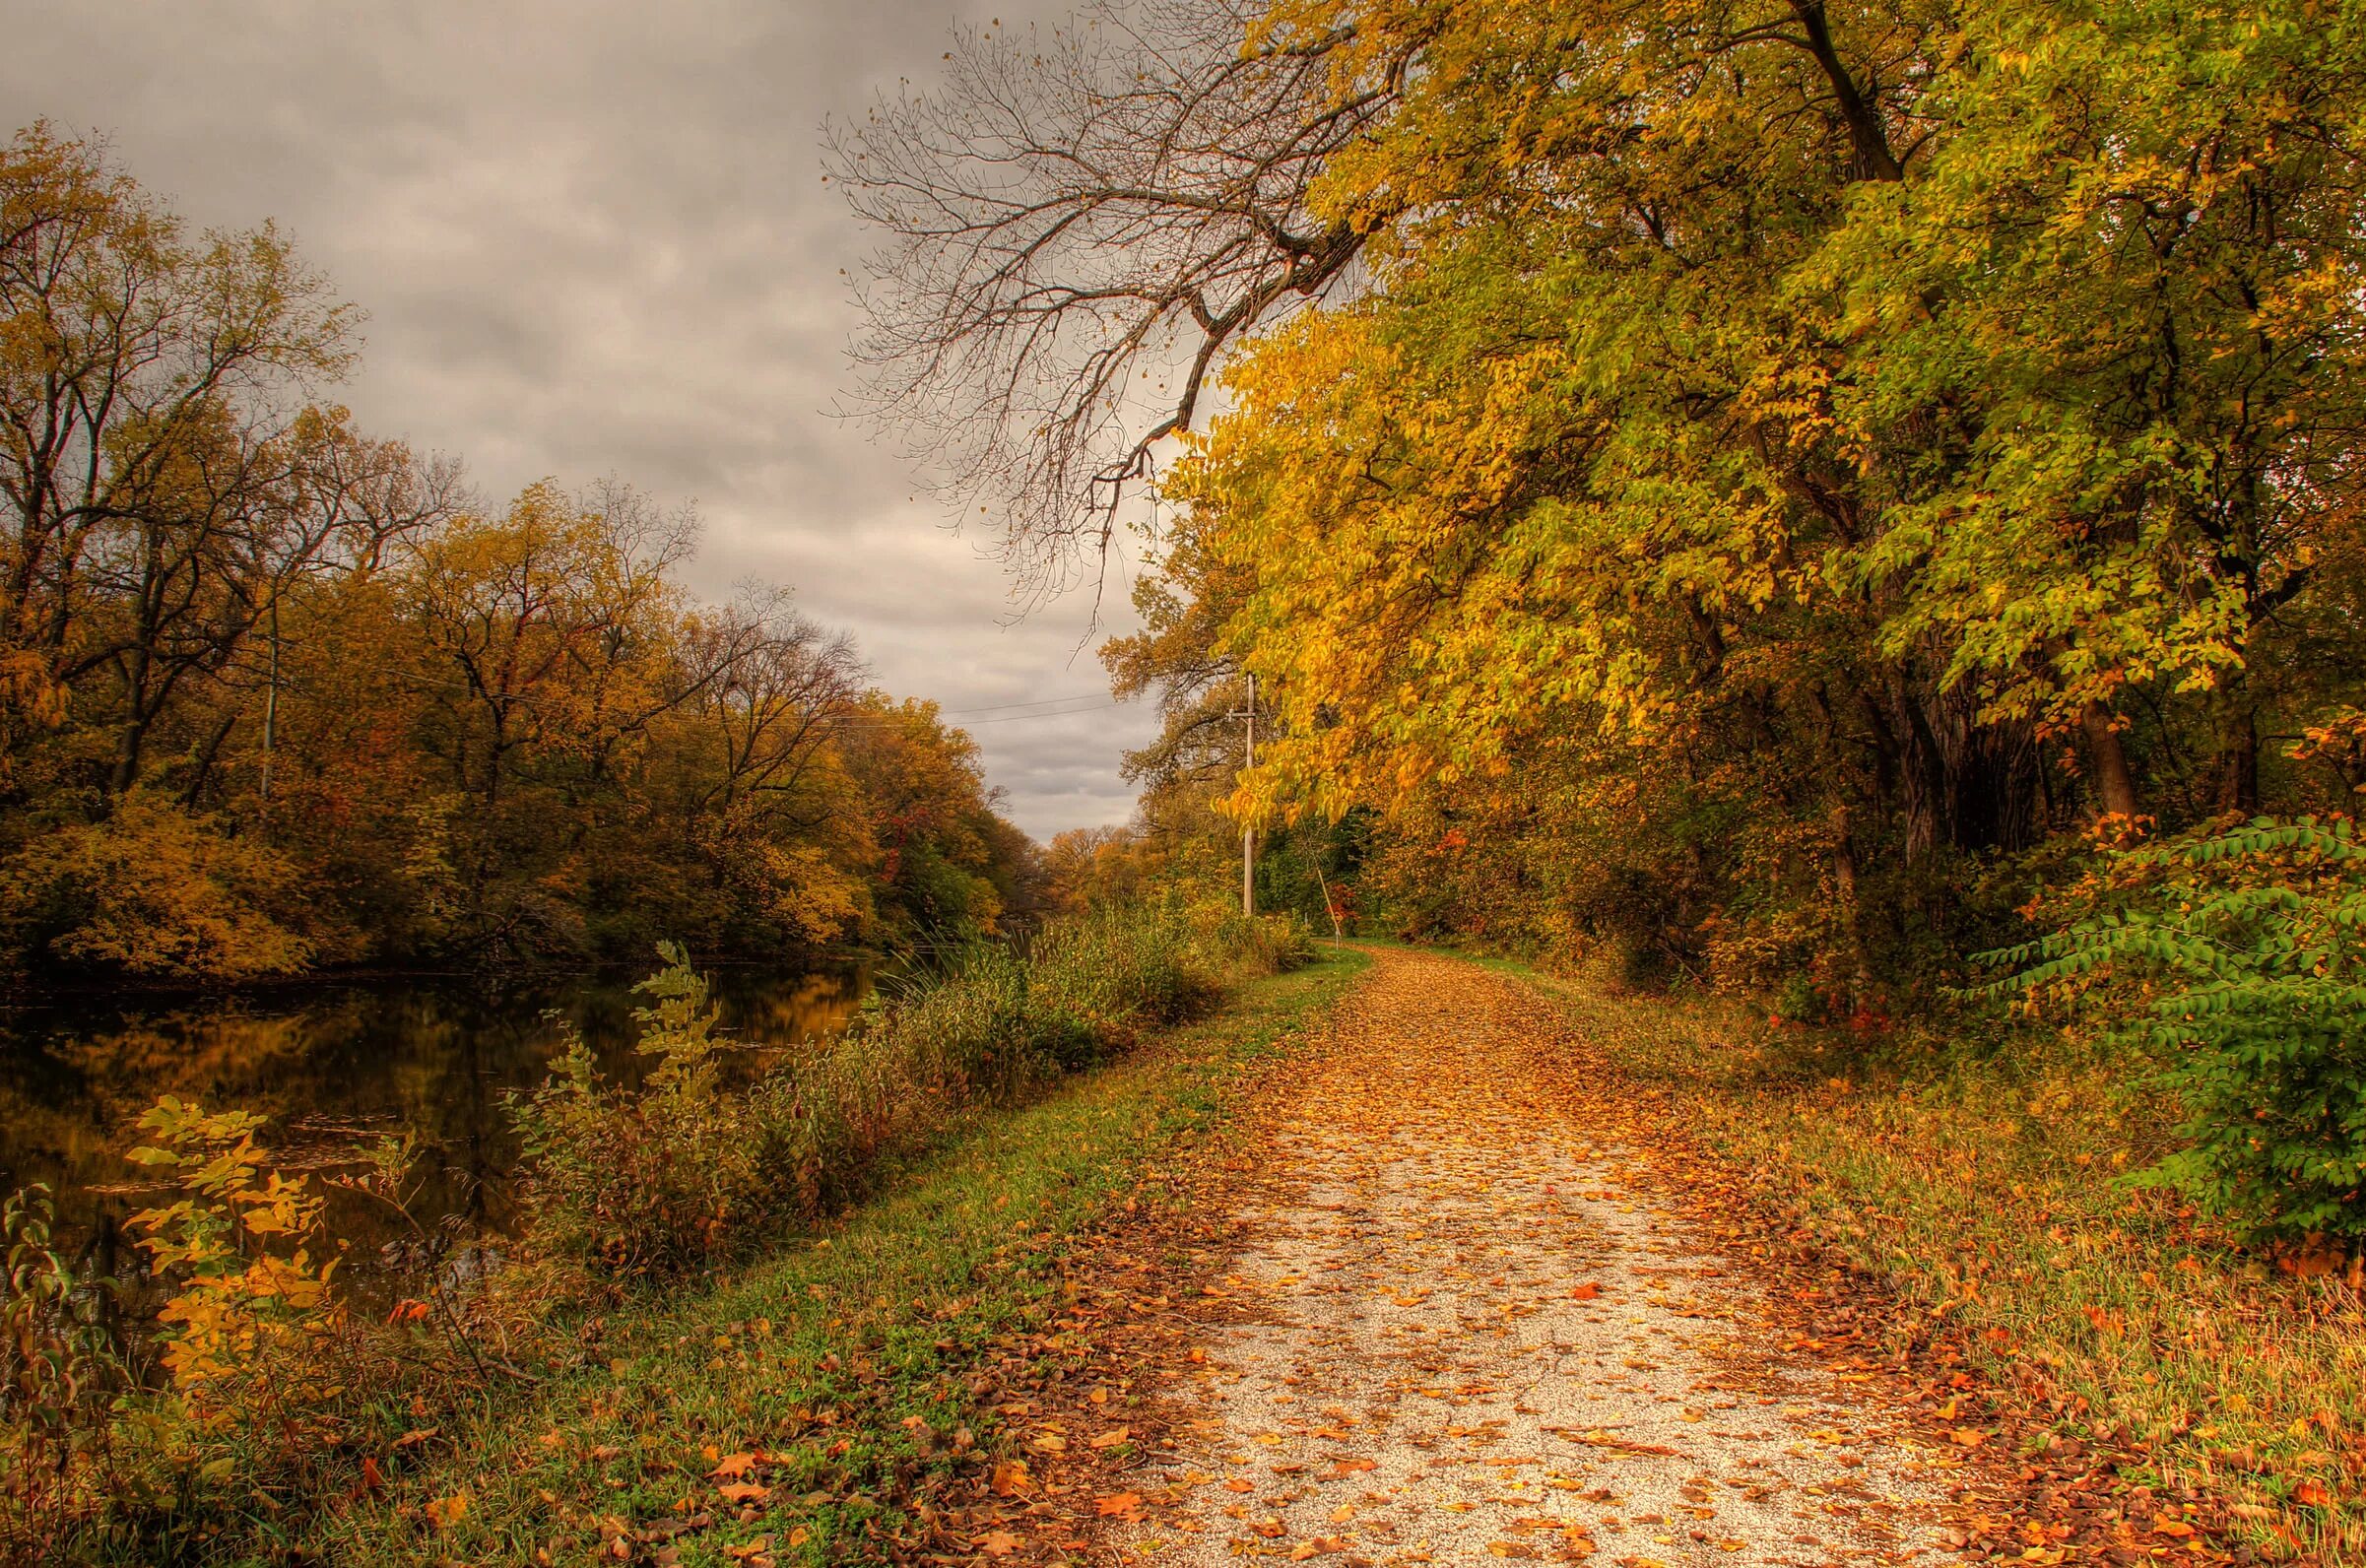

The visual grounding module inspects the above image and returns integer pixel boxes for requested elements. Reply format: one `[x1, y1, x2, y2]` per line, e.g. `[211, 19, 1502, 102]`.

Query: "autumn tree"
[848, 0, 2366, 1009]
[0, 124, 455, 808]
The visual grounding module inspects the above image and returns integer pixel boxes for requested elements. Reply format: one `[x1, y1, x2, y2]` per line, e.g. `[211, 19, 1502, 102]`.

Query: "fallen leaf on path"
[1095, 1492, 1144, 1518]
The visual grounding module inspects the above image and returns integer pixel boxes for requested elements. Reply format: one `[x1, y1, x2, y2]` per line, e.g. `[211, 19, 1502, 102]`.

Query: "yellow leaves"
[121, 1095, 352, 1441]
[425, 1492, 469, 1531]
[3, 792, 316, 981]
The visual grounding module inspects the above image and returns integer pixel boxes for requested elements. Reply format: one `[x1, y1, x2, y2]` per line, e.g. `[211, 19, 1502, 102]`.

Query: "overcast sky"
[1, 0, 1163, 842]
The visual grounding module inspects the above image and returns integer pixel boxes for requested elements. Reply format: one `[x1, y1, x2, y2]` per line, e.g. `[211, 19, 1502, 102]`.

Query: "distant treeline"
[0, 124, 1035, 983]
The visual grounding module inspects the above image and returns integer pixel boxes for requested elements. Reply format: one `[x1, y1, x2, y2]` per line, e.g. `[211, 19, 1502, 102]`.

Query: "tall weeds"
[515, 900, 1308, 1281]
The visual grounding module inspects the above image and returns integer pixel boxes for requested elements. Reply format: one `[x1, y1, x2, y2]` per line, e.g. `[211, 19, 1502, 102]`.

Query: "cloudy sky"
[2, 0, 1163, 841]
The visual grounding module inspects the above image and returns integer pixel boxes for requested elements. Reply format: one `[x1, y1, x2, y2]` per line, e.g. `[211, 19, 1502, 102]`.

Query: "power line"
[937, 691, 1119, 716]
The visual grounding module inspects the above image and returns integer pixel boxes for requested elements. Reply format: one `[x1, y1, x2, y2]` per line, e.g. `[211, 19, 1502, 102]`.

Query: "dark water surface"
[0, 963, 871, 1286]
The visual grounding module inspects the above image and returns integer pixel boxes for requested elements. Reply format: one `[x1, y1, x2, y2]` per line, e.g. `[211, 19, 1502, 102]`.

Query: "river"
[0, 962, 872, 1291]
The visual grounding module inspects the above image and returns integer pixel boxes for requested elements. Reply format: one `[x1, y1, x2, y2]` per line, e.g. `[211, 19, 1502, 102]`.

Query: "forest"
[8, 0, 2366, 1559]
[912, 0, 2366, 1257]
[0, 123, 1036, 987]
[952, 0, 2366, 998]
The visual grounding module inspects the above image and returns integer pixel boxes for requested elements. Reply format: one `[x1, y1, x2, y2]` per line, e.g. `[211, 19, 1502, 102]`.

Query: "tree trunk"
[2080, 703, 2140, 820]
[2212, 684, 2260, 815]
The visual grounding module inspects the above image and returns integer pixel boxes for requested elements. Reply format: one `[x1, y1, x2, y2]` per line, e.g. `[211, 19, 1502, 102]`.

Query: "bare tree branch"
[829, 0, 1395, 605]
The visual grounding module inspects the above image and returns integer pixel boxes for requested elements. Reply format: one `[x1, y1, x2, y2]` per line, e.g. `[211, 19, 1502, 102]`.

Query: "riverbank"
[4, 909, 1347, 1563]
[287, 944, 1368, 1565]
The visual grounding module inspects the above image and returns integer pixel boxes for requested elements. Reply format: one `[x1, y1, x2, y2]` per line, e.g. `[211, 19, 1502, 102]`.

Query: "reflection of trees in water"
[0, 965, 872, 1289]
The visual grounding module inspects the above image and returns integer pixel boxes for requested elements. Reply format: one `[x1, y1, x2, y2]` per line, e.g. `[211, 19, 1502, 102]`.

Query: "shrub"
[1995, 816, 2366, 1257]
[7, 1102, 511, 1552]
[1, 1187, 123, 1564]
[512, 943, 772, 1278]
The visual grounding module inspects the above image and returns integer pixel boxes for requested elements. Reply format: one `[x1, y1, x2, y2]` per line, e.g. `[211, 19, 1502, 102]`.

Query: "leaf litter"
[928, 950, 2250, 1567]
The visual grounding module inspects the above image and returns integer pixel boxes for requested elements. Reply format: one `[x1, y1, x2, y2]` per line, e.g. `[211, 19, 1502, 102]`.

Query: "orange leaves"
[1325, 1457, 1377, 1478]
[716, 1482, 770, 1506]
[976, 1529, 1023, 1556]
[2291, 1478, 2333, 1509]
[990, 1460, 1032, 1497]
[707, 1452, 758, 1480]
[1094, 1491, 1144, 1519]
[424, 1492, 469, 1531]
[1567, 1281, 1603, 1301]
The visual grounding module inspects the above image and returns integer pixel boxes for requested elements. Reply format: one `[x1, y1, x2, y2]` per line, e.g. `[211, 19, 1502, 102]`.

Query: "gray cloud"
[3, 0, 1164, 840]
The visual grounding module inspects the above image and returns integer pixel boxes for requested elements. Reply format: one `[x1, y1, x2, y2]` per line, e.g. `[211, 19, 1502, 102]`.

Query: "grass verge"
[281, 946, 1370, 1567]
[1504, 962, 2362, 1565]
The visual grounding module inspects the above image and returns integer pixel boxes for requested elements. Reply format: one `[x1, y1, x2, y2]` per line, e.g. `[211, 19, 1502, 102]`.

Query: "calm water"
[0, 964, 871, 1288]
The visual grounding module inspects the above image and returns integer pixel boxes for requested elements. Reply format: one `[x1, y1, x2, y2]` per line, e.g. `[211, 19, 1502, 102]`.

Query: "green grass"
[279, 946, 1368, 1567]
[1495, 958, 2363, 1564]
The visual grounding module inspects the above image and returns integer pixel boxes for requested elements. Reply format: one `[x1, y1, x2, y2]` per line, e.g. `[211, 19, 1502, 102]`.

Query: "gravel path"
[1105, 948, 1957, 1567]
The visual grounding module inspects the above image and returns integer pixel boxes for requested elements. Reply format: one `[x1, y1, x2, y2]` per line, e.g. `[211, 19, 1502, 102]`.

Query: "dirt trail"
[1096, 948, 1961, 1567]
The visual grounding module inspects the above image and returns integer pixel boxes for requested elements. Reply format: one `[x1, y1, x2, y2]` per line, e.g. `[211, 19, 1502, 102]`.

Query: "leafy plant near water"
[1994, 817, 2366, 1260]
[514, 940, 774, 1277]
[1, 1186, 123, 1563]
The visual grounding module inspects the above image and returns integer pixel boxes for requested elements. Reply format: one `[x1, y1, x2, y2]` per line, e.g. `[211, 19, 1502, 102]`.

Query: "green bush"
[1994, 816, 2366, 1255]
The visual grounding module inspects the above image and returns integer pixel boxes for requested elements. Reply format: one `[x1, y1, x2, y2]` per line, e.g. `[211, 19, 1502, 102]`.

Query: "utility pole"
[1230, 671, 1255, 917]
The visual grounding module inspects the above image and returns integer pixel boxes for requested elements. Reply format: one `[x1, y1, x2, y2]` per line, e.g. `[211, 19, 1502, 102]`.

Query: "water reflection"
[0, 964, 870, 1283]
